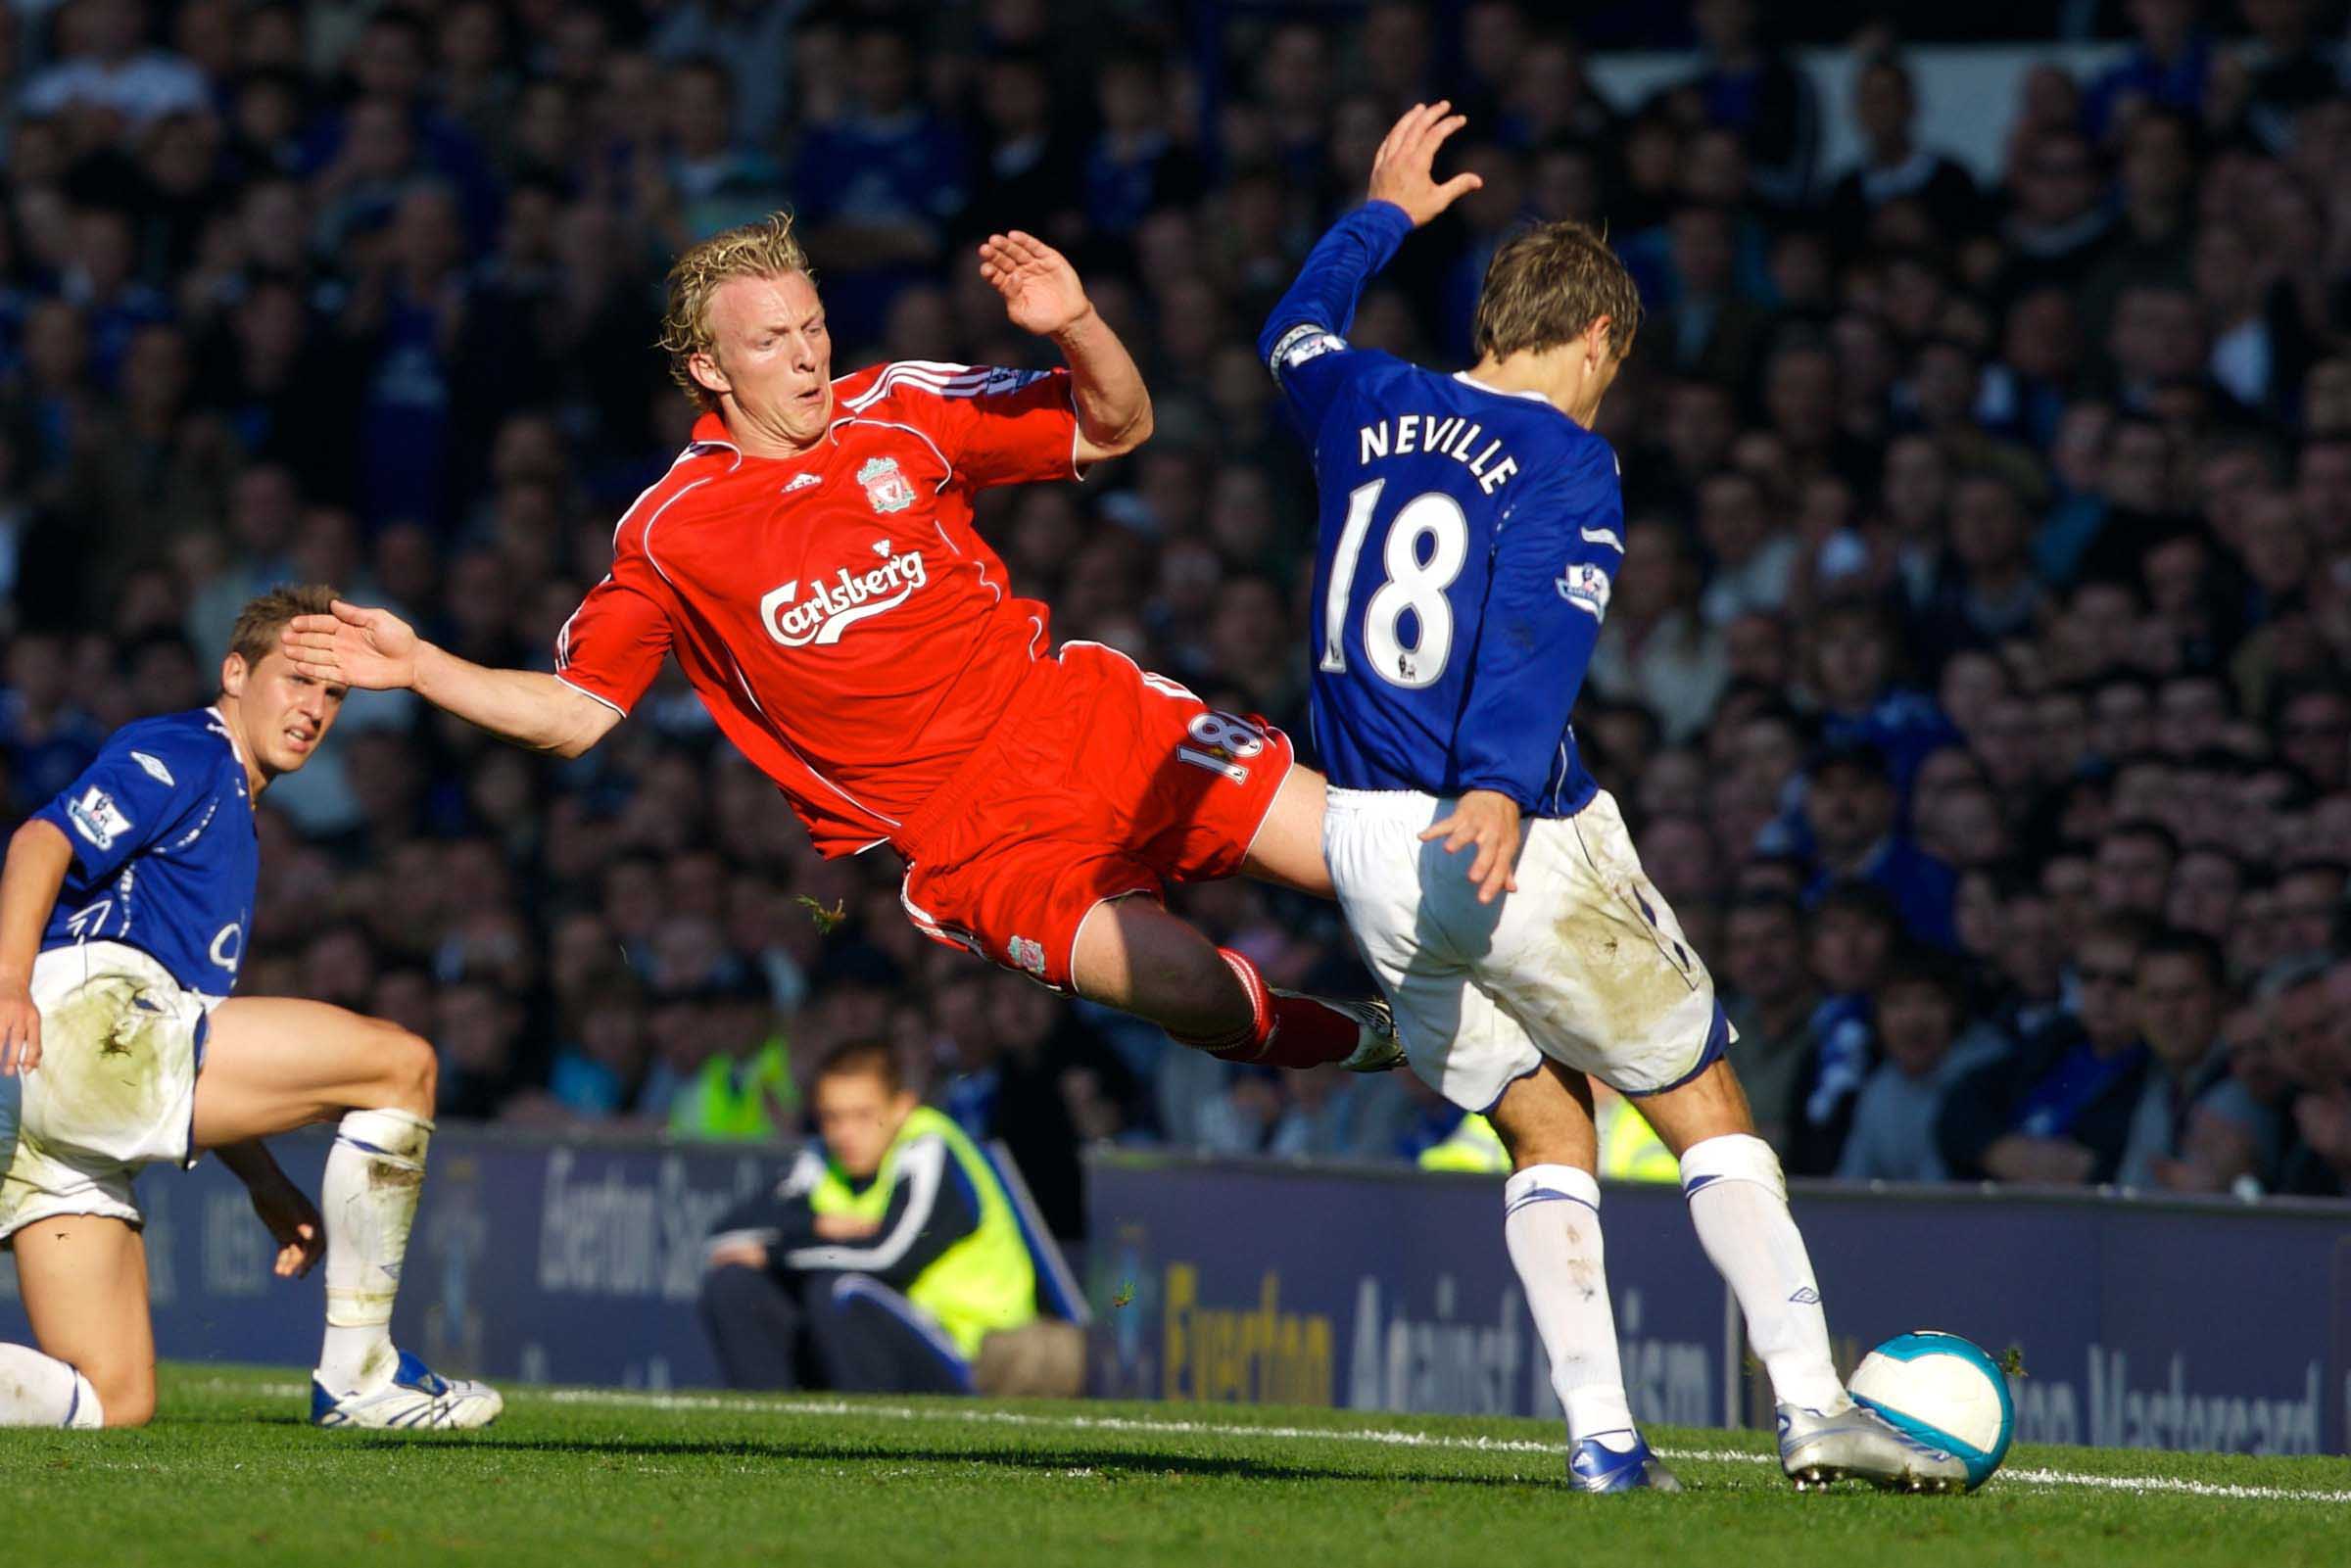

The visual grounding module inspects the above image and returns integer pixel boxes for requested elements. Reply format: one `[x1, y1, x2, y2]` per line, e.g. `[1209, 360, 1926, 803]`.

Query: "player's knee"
[376, 1025, 438, 1116]
[91, 1366, 155, 1428]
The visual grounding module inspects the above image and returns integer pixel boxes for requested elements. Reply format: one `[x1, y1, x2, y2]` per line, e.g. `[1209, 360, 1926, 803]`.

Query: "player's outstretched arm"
[0, 819, 72, 1075]
[978, 229, 1152, 463]
[285, 600, 621, 760]
[1258, 103, 1482, 424]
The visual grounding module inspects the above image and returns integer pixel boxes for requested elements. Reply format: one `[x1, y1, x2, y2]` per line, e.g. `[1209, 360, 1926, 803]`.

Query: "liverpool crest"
[857, 455, 916, 514]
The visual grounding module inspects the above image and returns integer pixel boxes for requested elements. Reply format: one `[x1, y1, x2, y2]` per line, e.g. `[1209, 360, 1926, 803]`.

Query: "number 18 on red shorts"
[890, 641, 1295, 989]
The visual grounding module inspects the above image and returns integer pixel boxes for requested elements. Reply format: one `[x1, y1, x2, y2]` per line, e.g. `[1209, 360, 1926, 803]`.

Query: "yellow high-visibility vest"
[806, 1106, 1036, 1358]
[1416, 1102, 1678, 1182]
[1419, 1113, 1511, 1172]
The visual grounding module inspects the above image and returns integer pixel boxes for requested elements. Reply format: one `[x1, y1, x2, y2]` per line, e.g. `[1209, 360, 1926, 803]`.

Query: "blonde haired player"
[290, 216, 1398, 1077]
[0, 587, 499, 1429]
[1262, 105, 1967, 1493]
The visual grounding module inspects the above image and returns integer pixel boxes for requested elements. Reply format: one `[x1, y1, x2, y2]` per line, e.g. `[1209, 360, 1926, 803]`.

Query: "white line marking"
[189, 1381, 2351, 1502]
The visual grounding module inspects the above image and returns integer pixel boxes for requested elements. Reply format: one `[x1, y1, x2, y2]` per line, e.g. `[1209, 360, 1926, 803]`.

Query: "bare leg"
[1622, 1056, 1755, 1157]
[1069, 894, 1249, 1039]
[1240, 766, 1335, 898]
[1068, 894, 1379, 1069]
[189, 996, 435, 1147]
[15, 1214, 155, 1427]
[1486, 1059, 1601, 1172]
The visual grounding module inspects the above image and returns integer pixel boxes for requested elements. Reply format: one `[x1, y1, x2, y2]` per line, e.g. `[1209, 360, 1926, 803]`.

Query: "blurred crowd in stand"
[7, 0, 2351, 1235]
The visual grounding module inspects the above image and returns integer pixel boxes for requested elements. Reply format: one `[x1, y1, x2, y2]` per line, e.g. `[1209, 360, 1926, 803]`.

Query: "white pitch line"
[194, 1380, 2351, 1504]
[533, 1388, 2351, 1503]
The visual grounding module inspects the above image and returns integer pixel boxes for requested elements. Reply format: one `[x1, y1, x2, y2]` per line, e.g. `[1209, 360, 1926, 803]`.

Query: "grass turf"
[1, 1364, 2344, 1568]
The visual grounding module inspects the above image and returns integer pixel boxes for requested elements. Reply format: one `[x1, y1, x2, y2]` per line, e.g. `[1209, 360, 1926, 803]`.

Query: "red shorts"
[890, 641, 1295, 989]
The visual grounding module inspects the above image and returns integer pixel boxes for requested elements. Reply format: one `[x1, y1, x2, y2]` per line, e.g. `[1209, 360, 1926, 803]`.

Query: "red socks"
[1177, 948, 1360, 1069]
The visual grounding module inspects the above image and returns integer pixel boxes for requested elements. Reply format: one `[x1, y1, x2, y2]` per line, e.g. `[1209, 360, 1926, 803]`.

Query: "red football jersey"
[554, 360, 1082, 855]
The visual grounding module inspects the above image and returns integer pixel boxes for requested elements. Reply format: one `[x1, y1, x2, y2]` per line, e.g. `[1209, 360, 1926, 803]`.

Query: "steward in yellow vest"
[667, 1035, 795, 1142]
[1594, 1088, 1679, 1183]
[699, 1040, 1035, 1392]
[1419, 1110, 1511, 1172]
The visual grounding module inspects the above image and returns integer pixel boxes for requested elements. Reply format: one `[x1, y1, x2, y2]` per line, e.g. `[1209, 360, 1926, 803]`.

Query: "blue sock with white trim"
[1503, 1164, 1636, 1446]
[1679, 1133, 1846, 1412]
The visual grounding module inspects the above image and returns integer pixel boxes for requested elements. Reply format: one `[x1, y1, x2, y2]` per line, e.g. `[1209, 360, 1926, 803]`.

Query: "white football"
[1847, 1329, 2016, 1491]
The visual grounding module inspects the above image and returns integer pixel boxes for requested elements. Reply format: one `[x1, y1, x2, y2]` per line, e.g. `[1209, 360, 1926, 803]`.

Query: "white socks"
[1679, 1132, 1847, 1412]
[317, 1107, 433, 1395]
[1503, 1164, 1636, 1446]
[0, 1343, 104, 1427]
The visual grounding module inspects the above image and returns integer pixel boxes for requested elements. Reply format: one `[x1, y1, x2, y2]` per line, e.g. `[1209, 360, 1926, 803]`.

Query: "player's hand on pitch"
[247, 1176, 325, 1277]
[1421, 788, 1522, 906]
[979, 230, 1092, 338]
[1367, 100, 1483, 227]
[0, 983, 41, 1075]
[284, 599, 420, 690]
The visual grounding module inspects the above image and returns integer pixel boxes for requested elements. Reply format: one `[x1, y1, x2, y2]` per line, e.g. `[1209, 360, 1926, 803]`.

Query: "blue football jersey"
[1260, 202, 1625, 816]
[32, 707, 258, 999]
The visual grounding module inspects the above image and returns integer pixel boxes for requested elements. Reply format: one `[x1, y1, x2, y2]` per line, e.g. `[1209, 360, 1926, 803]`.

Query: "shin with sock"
[316, 1107, 433, 1394]
[1678, 1132, 1847, 1412]
[1503, 1164, 1637, 1446]
[1176, 948, 1360, 1069]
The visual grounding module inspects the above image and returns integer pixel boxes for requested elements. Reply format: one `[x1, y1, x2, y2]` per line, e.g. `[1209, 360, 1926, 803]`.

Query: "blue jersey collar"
[1451, 370, 1554, 406]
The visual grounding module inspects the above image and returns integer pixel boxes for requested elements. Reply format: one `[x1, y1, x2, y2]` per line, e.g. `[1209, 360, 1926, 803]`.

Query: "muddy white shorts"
[1323, 787, 1732, 1112]
[0, 941, 210, 1245]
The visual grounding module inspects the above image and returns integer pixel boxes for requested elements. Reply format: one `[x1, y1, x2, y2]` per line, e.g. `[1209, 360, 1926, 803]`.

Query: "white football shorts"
[1324, 787, 1731, 1113]
[0, 941, 209, 1244]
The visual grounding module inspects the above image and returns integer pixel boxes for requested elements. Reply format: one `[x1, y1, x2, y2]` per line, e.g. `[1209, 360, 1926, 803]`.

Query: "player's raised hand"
[1420, 788, 1522, 906]
[247, 1175, 325, 1277]
[284, 599, 420, 690]
[0, 983, 41, 1076]
[979, 230, 1093, 338]
[1367, 101, 1484, 228]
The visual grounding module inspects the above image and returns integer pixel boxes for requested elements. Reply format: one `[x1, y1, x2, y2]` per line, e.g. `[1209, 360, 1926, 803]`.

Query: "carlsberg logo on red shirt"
[759, 543, 931, 647]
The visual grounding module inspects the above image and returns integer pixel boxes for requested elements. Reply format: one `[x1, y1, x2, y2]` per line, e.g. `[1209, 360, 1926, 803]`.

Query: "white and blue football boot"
[1568, 1431, 1684, 1493]
[1777, 1400, 1969, 1493]
[312, 1349, 504, 1431]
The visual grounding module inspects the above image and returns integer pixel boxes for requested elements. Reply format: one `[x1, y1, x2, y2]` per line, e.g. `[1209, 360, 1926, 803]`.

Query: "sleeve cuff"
[552, 672, 629, 719]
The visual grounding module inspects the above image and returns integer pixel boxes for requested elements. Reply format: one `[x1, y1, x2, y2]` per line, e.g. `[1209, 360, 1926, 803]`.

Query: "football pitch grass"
[4, 1365, 2345, 1567]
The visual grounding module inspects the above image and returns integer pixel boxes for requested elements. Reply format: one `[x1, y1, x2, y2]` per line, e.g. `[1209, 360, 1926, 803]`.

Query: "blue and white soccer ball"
[1847, 1330, 2015, 1492]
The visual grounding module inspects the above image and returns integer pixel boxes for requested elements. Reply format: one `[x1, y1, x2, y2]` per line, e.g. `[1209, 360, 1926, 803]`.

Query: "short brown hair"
[658, 212, 815, 410]
[814, 1038, 903, 1095]
[228, 583, 337, 671]
[1470, 219, 1642, 364]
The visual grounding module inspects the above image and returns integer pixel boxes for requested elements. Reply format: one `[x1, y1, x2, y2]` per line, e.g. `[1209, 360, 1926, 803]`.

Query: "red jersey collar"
[689, 412, 740, 452]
